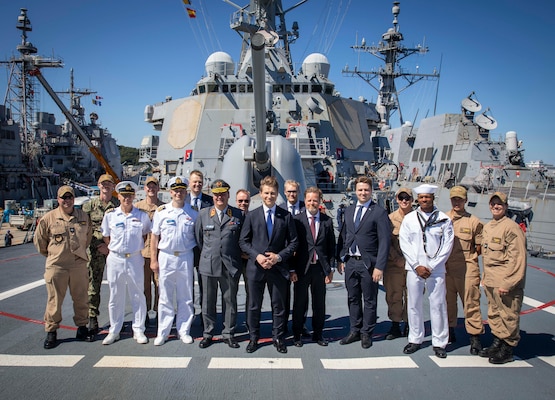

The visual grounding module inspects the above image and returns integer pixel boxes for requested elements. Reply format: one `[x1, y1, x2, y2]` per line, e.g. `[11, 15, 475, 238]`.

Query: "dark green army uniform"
[82, 196, 120, 320]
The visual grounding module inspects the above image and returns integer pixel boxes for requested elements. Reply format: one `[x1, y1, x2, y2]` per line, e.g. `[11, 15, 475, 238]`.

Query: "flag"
[182, 0, 191, 4]
[92, 99, 102, 106]
[186, 7, 196, 18]
[185, 149, 193, 162]
[95, 95, 103, 100]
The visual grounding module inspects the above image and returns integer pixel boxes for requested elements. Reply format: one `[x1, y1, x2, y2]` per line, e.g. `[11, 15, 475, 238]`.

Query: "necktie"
[351, 205, 363, 254]
[310, 215, 317, 263]
[218, 211, 222, 223]
[289, 204, 294, 214]
[266, 209, 273, 238]
[194, 197, 199, 211]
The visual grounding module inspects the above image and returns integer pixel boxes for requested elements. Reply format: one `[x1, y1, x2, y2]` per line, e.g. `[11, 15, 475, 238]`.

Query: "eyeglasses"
[60, 195, 74, 200]
[237, 200, 250, 203]
[286, 190, 298, 194]
[398, 195, 412, 201]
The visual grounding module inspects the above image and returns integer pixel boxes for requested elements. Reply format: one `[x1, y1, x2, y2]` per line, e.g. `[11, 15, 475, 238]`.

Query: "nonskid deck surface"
[1, 243, 554, 400]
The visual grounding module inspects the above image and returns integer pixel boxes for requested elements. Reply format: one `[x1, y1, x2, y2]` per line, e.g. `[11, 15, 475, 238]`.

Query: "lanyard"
[416, 210, 448, 260]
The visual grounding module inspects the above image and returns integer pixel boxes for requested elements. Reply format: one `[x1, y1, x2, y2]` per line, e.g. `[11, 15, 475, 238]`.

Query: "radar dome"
[205, 51, 235, 76]
[302, 53, 330, 78]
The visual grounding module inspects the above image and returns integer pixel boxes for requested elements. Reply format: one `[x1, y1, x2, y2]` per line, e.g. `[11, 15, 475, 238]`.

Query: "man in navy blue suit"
[239, 176, 298, 354]
[337, 176, 391, 349]
[291, 187, 336, 347]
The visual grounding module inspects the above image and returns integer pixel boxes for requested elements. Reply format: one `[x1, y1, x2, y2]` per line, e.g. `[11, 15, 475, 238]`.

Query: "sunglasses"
[286, 190, 298, 194]
[237, 200, 250, 203]
[60, 195, 74, 200]
[398, 195, 412, 201]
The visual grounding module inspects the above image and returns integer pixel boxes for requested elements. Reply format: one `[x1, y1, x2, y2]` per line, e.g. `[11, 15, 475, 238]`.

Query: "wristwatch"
[276, 254, 282, 263]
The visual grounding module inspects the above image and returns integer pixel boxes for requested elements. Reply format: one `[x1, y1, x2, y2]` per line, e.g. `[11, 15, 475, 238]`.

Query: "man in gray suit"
[194, 179, 244, 349]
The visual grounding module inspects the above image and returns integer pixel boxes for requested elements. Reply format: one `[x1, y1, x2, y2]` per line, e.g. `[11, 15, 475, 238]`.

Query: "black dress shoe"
[403, 342, 421, 354]
[199, 337, 213, 349]
[246, 340, 258, 353]
[223, 338, 240, 348]
[433, 346, 447, 358]
[293, 336, 303, 347]
[274, 339, 287, 354]
[361, 333, 372, 349]
[76, 326, 89, 341]
[44, 331, 58, 349]
[339, 332, 360, 345]
[313, 336, 328, 346]
[301, 326, 311, 338]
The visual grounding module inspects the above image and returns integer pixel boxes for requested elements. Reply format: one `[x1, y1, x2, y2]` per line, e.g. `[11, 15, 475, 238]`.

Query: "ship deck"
[1, 242, 554, 400]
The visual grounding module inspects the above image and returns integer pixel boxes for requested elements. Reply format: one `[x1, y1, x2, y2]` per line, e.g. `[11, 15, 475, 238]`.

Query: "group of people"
[33, 172, 526, 364]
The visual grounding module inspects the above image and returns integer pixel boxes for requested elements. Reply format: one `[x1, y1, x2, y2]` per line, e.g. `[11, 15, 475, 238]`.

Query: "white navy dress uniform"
[101, 181, 151, 344]
[152, 176, 198, 343]
[399, 184, 454, 349]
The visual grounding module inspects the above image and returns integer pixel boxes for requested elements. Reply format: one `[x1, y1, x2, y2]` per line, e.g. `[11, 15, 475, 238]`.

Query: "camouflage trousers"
[87, 245, 107, 318]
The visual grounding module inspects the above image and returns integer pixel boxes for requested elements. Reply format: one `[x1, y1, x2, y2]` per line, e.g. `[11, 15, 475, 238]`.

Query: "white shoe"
[133, 332, 148, 344]
[153, 336, 166, 346]
[181, 334, 193, 344]
[102, 333, 120, 345]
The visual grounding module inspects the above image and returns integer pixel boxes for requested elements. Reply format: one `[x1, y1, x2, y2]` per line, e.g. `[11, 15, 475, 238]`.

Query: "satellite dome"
[205, 51, 235, 76]
[302, 53, 330, 78]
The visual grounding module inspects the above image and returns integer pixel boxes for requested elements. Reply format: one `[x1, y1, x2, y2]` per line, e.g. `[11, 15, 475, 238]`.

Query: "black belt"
[349, 255, 362, 261]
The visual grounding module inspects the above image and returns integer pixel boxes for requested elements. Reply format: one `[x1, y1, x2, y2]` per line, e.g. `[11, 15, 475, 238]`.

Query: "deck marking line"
[208, 357, 303, 369]
[429, 355, 532, 368]
[538, 356, 555, 367]
[522, 297, 555, 315]
[528, 264, 555, 279]
[0, 354, 84, 367]
[0, 279, 44, 301]
[321, 356, 418, 370]
[94, 356, 191, 368]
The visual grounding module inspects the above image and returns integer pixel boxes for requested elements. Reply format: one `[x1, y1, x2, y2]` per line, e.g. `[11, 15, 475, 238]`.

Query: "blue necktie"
[351, 205, 363, 254]
[193, 197, 199, 211]
[266, 209, 273, 238]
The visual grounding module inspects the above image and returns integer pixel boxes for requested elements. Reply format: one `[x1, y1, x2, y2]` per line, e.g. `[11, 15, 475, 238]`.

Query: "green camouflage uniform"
[82, 196, 120, 318]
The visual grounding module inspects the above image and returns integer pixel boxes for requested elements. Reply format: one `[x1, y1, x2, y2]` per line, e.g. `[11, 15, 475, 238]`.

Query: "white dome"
[302, 53, 330, 78]
[205, 51, 235, 76]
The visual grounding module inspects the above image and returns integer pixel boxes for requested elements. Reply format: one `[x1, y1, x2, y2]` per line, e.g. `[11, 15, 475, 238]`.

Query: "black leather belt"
[350, 255, 362, 260]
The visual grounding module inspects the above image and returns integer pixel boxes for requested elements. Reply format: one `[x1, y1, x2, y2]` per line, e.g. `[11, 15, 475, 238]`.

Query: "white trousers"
[106, 252, 146, 335]
[157, 251, 194, 339]
[406, 268, 449, 348]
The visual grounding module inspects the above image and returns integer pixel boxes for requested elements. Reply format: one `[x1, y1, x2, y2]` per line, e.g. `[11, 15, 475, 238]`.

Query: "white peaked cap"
[413, 184, 438, 195]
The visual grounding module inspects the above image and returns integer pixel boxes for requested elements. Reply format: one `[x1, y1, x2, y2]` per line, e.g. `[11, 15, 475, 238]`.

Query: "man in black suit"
[239, 176, 298, 354]
[337, 176, 391, 349]
[185, 170, 213, 322]
[291, 187, 335, 347]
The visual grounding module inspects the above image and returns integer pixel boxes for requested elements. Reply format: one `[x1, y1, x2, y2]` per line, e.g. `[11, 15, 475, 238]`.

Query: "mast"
[342, 1, 439, 127]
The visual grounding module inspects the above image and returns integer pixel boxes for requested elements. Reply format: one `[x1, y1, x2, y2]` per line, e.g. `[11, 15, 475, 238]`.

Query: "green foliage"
[118, 145, 139, 165]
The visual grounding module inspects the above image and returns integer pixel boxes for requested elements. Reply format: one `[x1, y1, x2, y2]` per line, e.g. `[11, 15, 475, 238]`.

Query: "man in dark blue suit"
[337, 176, 391, 349]
[291, 187, 335, 347]
[239, 176, 298, 354]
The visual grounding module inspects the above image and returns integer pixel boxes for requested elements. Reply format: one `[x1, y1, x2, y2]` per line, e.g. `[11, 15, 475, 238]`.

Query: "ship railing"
[286, 137, 329, 159]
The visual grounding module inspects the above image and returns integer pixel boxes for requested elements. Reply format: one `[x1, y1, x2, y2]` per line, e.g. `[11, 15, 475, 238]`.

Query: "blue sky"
[1, 0, 554, 164]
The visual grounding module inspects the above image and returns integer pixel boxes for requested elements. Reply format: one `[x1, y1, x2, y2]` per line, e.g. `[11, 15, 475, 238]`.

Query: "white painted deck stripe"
[208, 357, 303, 369]
[538, 356, 555, 367]
[429, 355, 532, 367]
[0, 279, 44, 301]
[321, 356, 418, 369]
[0, 354, 84, 367]
[523, 296, 555, 315]
[94, 356, 191, 368]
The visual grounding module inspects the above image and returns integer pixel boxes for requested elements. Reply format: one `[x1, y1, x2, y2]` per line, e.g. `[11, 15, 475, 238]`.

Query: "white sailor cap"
[413, 184, 438, 195]
[168, 176, 188, 190]
[116, 181, 138, 194]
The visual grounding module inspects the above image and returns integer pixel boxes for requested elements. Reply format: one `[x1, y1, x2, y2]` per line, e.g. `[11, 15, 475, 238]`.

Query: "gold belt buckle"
[125, 253, 131, 258]
[174, 251, 180, 256]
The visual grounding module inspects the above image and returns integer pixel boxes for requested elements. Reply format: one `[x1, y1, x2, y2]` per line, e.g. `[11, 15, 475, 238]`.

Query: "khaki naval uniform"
[482, 216, 526, 346]
[82, 196, 119, 318]
[445, 210, 483, 334]
[135, 198, 164, 312]
[384, 208, 409, 324]
[34, 207, 92, 332]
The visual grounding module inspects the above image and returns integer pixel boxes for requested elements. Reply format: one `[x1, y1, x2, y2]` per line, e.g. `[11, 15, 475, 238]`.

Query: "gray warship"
[1, 8, 122, 209]
[140, 0, 554, 255]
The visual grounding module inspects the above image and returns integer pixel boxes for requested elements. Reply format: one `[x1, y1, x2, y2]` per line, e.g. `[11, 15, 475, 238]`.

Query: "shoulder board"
[105, 208, 116, 213]
[157, 205, 166, 212]
[227, 208, 233, 217]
